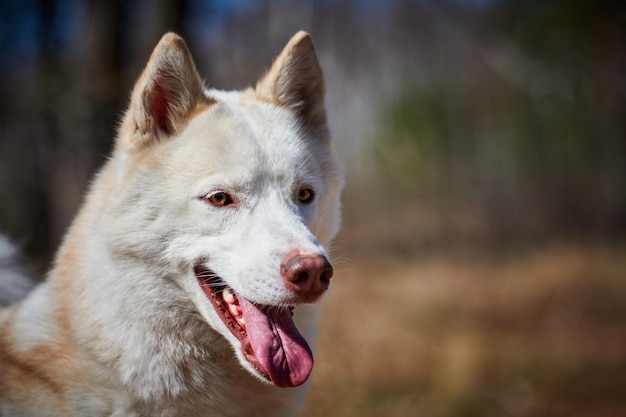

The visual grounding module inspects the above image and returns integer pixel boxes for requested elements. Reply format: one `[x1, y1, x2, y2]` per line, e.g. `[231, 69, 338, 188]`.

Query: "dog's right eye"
[205, 191, 235, 207]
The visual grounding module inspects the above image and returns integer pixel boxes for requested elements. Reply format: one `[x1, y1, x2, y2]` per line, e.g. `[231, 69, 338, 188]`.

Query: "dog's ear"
[119, 33, 211, 151]
[256, 31, 326, 127]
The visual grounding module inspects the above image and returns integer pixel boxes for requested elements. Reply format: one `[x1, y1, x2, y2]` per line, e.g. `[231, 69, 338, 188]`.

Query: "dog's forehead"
[177, 90, 319, 176]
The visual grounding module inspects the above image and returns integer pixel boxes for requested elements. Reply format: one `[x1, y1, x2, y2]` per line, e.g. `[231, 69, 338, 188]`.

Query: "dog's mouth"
[194, 266, 313, 388]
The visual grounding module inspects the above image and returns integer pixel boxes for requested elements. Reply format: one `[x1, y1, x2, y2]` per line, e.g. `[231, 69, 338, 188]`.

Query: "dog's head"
[106, 32, 342, 388]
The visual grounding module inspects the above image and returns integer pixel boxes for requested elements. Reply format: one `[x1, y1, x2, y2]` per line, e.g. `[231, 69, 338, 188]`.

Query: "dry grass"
[300, 237, 626, 417]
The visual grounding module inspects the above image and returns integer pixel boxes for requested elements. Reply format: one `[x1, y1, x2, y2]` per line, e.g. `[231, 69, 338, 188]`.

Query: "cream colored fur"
[0, 31, 342, 417]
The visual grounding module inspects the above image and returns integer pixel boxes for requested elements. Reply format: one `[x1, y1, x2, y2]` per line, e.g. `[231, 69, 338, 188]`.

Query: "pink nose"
[281, 252, 333, 302]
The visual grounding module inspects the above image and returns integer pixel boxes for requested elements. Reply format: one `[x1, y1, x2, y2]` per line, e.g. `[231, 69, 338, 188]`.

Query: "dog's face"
[104, 33, 342, 388]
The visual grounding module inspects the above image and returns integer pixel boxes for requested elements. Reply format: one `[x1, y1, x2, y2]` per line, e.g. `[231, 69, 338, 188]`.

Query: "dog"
[0, 31, 342, 417]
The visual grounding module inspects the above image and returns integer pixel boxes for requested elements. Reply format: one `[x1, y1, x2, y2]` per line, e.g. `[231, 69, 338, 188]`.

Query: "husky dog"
[0, 31, 342, 417]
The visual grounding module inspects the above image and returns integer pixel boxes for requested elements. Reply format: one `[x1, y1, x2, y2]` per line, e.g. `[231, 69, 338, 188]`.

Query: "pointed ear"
[119, 33, 212, 150]
[256, 31, 326, 127]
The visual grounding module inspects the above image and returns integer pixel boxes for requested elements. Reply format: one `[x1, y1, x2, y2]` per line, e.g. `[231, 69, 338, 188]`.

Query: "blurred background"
[0, 0, 625, 416]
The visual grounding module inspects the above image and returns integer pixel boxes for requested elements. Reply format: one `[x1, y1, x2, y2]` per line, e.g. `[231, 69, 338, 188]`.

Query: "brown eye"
[298, 187, 315, 204]
[206, 191, 234, 207]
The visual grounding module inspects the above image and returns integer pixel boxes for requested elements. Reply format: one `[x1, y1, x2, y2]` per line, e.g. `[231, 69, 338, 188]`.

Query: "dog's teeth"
[228, 304, 241, 317]
[237, 316, 245, 328]
[222, 288, 235, 303]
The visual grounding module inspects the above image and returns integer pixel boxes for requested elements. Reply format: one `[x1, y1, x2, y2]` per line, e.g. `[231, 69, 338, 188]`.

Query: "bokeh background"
[1, 0, 625, 416]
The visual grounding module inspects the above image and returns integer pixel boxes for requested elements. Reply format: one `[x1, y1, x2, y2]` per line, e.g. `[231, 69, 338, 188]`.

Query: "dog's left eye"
[205, 191, 235, 207]
[297, 187, 315, 204]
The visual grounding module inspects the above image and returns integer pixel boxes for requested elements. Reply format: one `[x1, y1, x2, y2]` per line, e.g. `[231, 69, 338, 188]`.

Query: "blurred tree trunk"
[26, 0, 59, 261]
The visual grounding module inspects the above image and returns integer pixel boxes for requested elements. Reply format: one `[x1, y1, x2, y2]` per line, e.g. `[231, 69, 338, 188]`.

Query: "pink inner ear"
[152, 84, 172, 135]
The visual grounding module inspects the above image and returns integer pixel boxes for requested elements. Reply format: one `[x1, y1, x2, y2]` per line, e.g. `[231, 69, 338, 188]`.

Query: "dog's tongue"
[238, 297, 313, 387]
